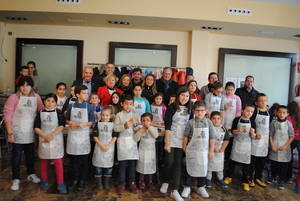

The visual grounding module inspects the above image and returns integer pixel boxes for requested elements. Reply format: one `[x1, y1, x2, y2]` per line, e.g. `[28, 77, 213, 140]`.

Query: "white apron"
[208, 126, 226, 172]
[137, 130, 156, 174]
[133, 100, 146, 123]
[92, 122, 115, 168]
[151, 105, 163, 123]
[230, 118, 251, 164]
[66, 103, 91, 155]
[12, 96, 37, 144]
[57, 96, 67, 111]
[251, 111, 270, 157]
[38, 110, 64, 159]
[269, 121, 292, 162]
[186, 119, 209, 177]
[208, 94, 222, 112]
[117, 127, 139, 161]
[170, 106, 190, 148]
[223, 97, 237, 130]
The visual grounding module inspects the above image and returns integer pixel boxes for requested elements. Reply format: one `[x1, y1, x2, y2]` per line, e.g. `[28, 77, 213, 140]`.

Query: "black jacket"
[72, 79, 98, 94]
[235, 86, 259, 108]
[156, 79, 179, 105]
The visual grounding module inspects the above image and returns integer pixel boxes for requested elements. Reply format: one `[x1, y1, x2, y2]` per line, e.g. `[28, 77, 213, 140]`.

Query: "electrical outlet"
[56, 0, 81, 4]
[227, 8, 252, 16]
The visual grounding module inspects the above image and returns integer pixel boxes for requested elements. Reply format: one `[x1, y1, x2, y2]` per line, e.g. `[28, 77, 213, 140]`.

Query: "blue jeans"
[118, 160, 136, 185]
[95, 167, 113, 177]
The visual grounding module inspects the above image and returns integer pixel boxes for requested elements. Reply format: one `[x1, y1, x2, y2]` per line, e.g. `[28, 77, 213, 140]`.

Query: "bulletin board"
[218, 48, 297, 105]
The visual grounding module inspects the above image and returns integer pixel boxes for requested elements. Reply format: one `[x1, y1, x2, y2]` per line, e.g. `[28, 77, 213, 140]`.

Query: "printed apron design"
[133, 100, 146, 123]
[208, 126, 225, 172]
[117, 127, 139, 161]
[137, 131, 156, 174]
[223, 97, 237, 130]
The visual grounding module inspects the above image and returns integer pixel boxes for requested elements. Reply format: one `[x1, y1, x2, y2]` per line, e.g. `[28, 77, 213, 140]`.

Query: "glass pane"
[224, 54, 291, 105]
[115, 48, 171, 67]
[22, 44, 77, 95]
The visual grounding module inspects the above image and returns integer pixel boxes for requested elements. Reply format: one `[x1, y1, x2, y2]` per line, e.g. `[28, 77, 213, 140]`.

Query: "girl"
[92, 107, 117, 189]
[222, 82, 242, 131]
[132, 85, 151, 124]
[151, 93, 167, 130]
[97, 74, 123, 106]
[141, 74, 157, 104]
[27, 61, 39, 92]
[186, 80, 202, 104]
[62, 84, 77, 114]
[56, 82, 67, 111]
[134, 113, 158, 190]
[160, 87, 191, 201]
[118, 74, 132, 95]
[204, 82, 224, 116]
[34, 93, 67, 194]
[109, 92, 121, 120]
[89, 93, 102, 123]
[4, 76, 44, 191]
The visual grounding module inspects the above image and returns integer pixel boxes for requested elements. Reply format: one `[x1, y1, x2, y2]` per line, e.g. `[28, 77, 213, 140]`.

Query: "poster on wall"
[224, 77, 244, 88]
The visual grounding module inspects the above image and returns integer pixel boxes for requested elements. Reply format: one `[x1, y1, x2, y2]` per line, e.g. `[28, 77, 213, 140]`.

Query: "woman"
[186, 80, 202, 103]
[141, 74, 157, 104]
[27, 61, 40, 92]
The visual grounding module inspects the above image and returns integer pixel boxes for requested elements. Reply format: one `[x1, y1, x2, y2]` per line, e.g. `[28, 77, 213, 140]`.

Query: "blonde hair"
[119, 74, 132, 87]
[103, 73, 118, 83]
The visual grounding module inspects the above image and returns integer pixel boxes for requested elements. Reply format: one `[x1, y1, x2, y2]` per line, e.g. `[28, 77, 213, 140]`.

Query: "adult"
[94, 63, 121, 87]
[141, 74, 157, 104]
[97, 74, 123, 106]
[235, 75, 259, 108]
[200, 72, 219, 99]
[131, 68, 143, 87]
[156, 67, 179, 105]
[27, 61, 40, 92]
[186, 80, 202, 103]
[73, 66, 97, 95]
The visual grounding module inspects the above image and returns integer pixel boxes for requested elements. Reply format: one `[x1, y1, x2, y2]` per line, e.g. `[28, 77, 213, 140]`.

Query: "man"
[131, 68, 143, 87]
[235, 75, 259, 108]
[200, 72, 219, 99]
[94, 63, 121, 87]
[73, 66, 97, 95]
[156, 67, 179, 105]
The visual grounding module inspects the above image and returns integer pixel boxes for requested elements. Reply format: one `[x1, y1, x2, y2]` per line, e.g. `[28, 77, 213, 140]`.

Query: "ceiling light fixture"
[201, 26, 222, 30]
[5, 16, 28, 21]
[108, 20, 130, 25]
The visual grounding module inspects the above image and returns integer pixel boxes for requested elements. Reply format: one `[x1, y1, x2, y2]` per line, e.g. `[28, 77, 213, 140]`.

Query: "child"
[181, 101, 215, 199]
[15, 66, 29, 85]
[205, 82, 224, 116]
[66, 85, 94, 191]
[151, 93, 167, 130]
[250, 93, 270, 187]
[168, 94, 176, 106]
[160, 87, 191, 201]
[113, 95, 140, 195]
[109, 92, 121, 120]
[186, 80, 202, 103]
[221, 82, 242, 131]
[34, 93, 67, 193]
[4, 76, 43, 190]
[141, 74, 157, 104]
[56, 82, 67, 111]
[224, 105, 256, 191]
[92, 107, 117, 189]
[89, 93, 102, 123]
[62, 84, 77, 114]
[206, 111, 229, 188]
[132, 85, 151, 124]
[269, 105, 294, 190]
[134, 113, 158, 190]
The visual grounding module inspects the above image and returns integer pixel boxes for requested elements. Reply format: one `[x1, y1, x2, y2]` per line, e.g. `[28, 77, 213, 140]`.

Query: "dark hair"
[56, 82, 67, 89]
[132, 68, 142, 74]
[17, 76, 34, 88]
[186, 80, 200, 94]
[120, 94, 134, 103]
[225, 81, 235, 89]
[193, 100, 206, 110]
[287, 101, 300, 128]
[101, 106, 112, 114]
[105, 62, 115, 66]
[210, 111, 221, 119]
[255, 93, 267, 102]
[278, 105, 288, 111]
[212, 82, 223, 90]
[153, 92, 164, 99]
[110, 92, 121, 104]
[74, 85, 88, 96]
[208, 72, 218, 79]
[44, 93, 57, 103]
[27, 61, 36, 68]
[141, 112, 153, 120]
[175, 87, 191, 113]
[133, 84, 142, 90]
[242, 104, 255, 110]
[245, 75, 254, 81]
[20, 65, 28, 71]
[270, 103, 280, 115]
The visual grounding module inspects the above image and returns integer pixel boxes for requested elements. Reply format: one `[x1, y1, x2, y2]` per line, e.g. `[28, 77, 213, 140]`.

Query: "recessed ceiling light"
[202, 26, 222, 30]
[108, 20, 130, 25]
[5, 16, 28, 21]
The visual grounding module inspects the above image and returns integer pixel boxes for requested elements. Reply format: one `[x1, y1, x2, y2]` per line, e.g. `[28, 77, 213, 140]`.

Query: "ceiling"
[246, 0, 300, 6]
[0, 11, 300, 40]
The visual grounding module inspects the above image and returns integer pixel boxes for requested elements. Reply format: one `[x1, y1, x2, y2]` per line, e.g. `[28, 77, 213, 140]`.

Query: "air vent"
[294, 34, 300, 38]
[202, 26, 222, 31]
[108, 20, 130, 25]
[5, 16, 28, 21]
[56, 0, 81, 4]
[227, 8, 252, 16]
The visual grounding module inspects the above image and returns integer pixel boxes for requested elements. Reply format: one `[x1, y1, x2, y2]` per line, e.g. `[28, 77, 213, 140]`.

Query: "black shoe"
[77, 180, 86, 191]
[103, 176, 111, 189]
[70, 180, 78, 192]
[96, 177, 103, 189]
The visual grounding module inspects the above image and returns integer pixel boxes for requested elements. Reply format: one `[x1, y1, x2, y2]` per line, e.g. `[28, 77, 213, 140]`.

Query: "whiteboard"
[224, 54, 291, 105]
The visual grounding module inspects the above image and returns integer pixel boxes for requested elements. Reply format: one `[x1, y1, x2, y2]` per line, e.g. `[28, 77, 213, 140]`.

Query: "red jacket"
[97, 86, 123, 106]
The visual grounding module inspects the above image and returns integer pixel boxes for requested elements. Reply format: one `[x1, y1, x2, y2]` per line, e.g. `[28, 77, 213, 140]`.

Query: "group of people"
[3, 62, 300, 201]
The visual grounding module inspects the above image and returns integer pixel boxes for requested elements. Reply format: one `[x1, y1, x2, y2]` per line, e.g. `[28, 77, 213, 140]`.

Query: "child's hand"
[78, 122, 87, 128]
[272, 146, 278, 152]
[224, 103, 232, 110]
[208, 152, 214, 159]
[182, 145, 187, 153]
[214, 147, 220, 153]
[124, 120, 133, 129]
[255, 133, 262, 140]
[278, 146, 287, 151]
[237, 127, 245, 133]
[101, 145, 109, 152]
[7, 133, 15, 143]
[138, 127, 147, 133]
[250, 132, 256, 139]
[164, 143, 171, 153]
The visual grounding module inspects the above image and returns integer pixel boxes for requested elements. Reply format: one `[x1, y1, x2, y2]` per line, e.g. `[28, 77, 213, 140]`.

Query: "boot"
[95, 177, 103, 189]
[103, 176, 111, 189]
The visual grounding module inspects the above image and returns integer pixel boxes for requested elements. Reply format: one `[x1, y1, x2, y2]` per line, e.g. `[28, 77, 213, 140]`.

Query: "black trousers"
[226, 159, 251, 183]
[186, 176, 206, 188]
[69, 154, 89, 182]
[270, 160, 289, 182]
[162, 148, 183, 190]
[11, 143, 35, 179]
[250, 155, 266, 180]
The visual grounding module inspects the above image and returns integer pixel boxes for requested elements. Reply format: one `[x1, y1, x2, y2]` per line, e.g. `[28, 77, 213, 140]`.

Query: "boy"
[206, 111, 229, 188]
[250, 93, 270, 187]
[113, 95, 140, 195]
[15, 66, 29, 85]
[204, 82, 224, 116]
[269, 105, 294, 190]
[66, 85, 94, 191]
[224, 105, 256, 191]
[182, 101, 215, 198]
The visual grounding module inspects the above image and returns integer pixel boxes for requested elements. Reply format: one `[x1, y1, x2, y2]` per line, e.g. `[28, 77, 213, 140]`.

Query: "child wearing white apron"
[134, 113, 158, 190]
[269, 105, 294, 190]
[182, 101, 215, 199]
[55, 82, 67, 111]
[34, 93, 66, 194]
[204, 82, 224, 116]
[92, 107, 117, 190]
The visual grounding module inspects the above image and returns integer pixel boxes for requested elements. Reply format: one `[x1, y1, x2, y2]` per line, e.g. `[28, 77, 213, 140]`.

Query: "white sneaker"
[11, 179, 20, 191]
[160, 183, 169, 193]
[181, 186, 191, 198]
[27, 174, 40, 183]
[170, 190, 184, 201]
[197, 186, 209, 198]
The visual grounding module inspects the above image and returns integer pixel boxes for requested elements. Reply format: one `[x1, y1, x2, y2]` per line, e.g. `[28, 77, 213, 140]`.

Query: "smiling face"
[145, 75, 154, 87]
[133, 85, 142, 97]
[121, 75, 130, 87]
[208, 74, 218, 84]
[101, 109, 111, 122]
[194, 106, 206, 120]
[242, 106, 255, 119]
[76, 89, 89, 102]
[105, 76, 116, 88]
[256, 95, 267, 109]
[83, 67, 93, 82]
[277, 108, 288, 120]
[111, 93, 120, 104]
[154, 95, 163, 106]
[141, 116, 152, 128]
[44, 97, 57, 110]
[178, 91, 190, 105]
[19, 82, 32, 96]
[225, 85, 235, 96]
[56, 85, 66, 98]
[188, 81, 197, 94]
[162, 68, 172, 81]
[27, 64, 35, 76]
[132, 71, 142, 81]
[105, 64, 115, 75]
[121, 99, 134, 113]
[90, 94, 100, 106]
[245, 76, 254, 89]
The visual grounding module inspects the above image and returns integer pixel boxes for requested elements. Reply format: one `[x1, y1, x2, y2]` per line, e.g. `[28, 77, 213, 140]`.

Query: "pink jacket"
[287, 116, 300, 141]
